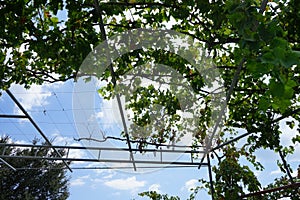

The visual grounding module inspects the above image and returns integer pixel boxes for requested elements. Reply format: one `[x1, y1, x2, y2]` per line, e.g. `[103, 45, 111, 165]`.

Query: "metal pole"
[241, 182, 300, 198]
[93, 0, 136, 171]
[0, 157, 16, 171]
[0, 155, 209, 166]
[0, 114, 27, 118]
[207, 154, 215, 200]
[6, 90, 73, 172]
[211, 132, 252, 152]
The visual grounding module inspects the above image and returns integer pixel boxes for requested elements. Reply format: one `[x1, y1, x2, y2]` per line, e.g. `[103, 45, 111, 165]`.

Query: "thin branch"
[252, 0, 269, 30]
[102, 2, 179, 9]
[216, 66, 238, 69]
[37, 8, 45, 32]
[102, 23, 131, 29]
[278, 149, 295, 184]
[259, 0, 269, 14]
[74, 136, 204, 149]
[241, 182, 300, 198]
[272, 108, 300, 123]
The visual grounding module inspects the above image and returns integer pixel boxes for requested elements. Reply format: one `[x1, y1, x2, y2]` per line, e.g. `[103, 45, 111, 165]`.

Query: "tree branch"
[278, 149, 295, 184]
[102, 2, 179, 9]
[74, 136, 204, 149]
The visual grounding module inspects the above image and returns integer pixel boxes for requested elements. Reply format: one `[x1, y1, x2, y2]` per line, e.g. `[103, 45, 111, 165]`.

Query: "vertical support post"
[2, 146, 7, 155]
[66, 147, 70, 158]
[98, 150, 101, 160]
[207, 154, 215, 200]
[93, 0, 136, 171]
[160, 147, 162, 163]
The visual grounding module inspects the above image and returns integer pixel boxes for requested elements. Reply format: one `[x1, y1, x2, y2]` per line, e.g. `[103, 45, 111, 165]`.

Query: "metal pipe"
[207, 154, 215, 200]
[6, 90, 73, 172]
[93, 0, 136, 171]
[0, 155, 209, 166]
[0, 157, 16, 171]
[0, 143, 205, 154]
[0, 114, 27, 118]
[241, 182, 300, 198]
[211, 132, 252, 152]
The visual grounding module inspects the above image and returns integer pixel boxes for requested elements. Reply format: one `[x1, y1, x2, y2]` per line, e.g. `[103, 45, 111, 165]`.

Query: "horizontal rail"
[0, 143, 205, 154]
[0, 114, 27, 118]
[0, 155, 208, 166]
[0, 165, 199, 170]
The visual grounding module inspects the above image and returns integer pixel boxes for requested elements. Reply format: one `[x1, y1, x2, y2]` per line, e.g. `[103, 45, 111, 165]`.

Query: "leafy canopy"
[1, 0, 300, 199]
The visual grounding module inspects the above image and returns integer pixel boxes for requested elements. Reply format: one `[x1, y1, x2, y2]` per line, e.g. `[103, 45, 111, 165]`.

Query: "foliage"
[0, 136, 69, 200]
[210, 145, 261, 199]
[263, 169, 300, 200]
[139, 191, 180, 200]
[1, 0, 300, 199]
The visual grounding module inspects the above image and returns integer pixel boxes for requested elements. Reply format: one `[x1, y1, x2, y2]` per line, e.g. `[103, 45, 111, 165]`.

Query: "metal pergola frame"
[0, 89, 214, 198]
[1, 90, 73, 172]
[1, 2, 288, 200]
[1, 90, 299, 200]
[0, 88, 217, 200]
[0, 24, 238, 198]
[0, 90, 210, 169]
[0, 143, 207, 166]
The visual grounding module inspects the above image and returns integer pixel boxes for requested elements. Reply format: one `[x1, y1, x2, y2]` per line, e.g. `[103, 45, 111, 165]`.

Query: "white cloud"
[278, 119, 300, 163]
[10, 84, 52, 115]
[104, 176, 146, 191]
[1, 137, 31, 151]
[70, 178, 86, 186]
[103, 173, 114, 179]
[10, 81, 67, 115]
[85, 162, 116, 176]
[80, 175, 90, 179]
[254, 170, 262, 177]
[148, 184, 161, 193]
[270, 169, 282, 175]
[50, 133, 87, 164]
[90, 178, 103, 183]
[291, 170, 298, 177]
[52, 132, 74, 145]
[288, 144, 300, 162]
[182, 179, 198, 191]
[70, 175, 90, 187]
[92, 111, 104, 120]
[97, 98, 125, 130]
[279, 118, 299, 146]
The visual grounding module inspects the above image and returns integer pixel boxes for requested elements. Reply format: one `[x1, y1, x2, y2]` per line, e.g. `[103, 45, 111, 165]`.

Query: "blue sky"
[1, 79, 299, 200]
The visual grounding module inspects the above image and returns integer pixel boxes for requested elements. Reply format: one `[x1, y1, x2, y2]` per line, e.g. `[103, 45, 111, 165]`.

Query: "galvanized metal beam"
[0, 157, 16, 171]
[0, 114, 27, 118]
[0, 155, 208, 166]
[5, 90, 73, 172]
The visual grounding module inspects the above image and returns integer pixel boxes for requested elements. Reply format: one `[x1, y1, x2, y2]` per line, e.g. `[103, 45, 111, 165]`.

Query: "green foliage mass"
[1, 0, 300, 199]
[0, 136, 69, 200]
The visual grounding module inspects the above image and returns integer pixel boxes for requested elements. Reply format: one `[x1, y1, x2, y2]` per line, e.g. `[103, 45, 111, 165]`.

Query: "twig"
[74, 136, 204, 149]
[278, 149, 295, 184]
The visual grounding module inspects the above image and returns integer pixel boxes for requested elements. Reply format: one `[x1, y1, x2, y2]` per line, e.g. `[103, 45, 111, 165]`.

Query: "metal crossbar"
[4, 90, 73, 172]
[0, 157, 16, 171]
[0, 143, 207, 168]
